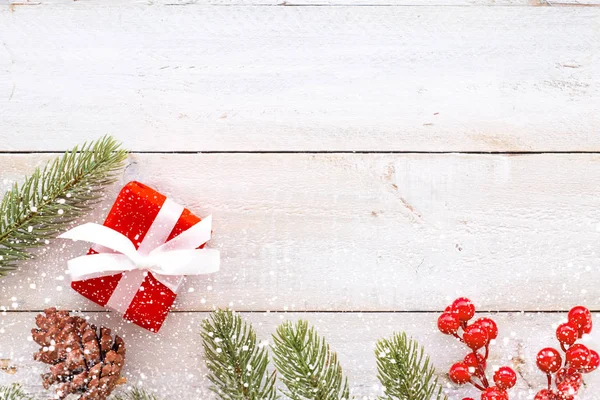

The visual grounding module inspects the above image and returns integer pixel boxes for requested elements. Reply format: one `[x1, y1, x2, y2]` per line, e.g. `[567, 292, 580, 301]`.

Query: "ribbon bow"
[59, 215, 220, 293]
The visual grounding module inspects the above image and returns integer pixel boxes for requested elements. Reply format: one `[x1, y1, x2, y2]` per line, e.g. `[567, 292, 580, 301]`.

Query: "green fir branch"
[272, 320, 351, 400]
[112, 387, 160, 400]
[375, 332, 447, 400]
[0, 384, 31, 400]
[0, 135, 128, 276]
[201, 309, 277, 400]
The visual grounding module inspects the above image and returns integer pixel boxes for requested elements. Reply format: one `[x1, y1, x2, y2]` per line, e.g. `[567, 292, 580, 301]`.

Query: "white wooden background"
[1, 1, 600, 398]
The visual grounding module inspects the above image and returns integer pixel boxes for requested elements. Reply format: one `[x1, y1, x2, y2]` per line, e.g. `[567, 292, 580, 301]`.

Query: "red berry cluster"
[438, 298, 516, 400]
[534, 306, 598, 400]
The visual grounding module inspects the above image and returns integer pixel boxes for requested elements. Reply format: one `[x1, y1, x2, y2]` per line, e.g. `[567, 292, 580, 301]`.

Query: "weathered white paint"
[1, 311, 599, 399]
[3, 0, 591, 5]
[1, 153, 600, 312]
[0, 0, 587, 5]
[1, 6, 599, 151]
[1, 2, 598, 396]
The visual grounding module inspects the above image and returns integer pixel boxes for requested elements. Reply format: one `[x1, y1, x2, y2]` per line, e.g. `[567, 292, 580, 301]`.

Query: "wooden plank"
[6, 0, 600, 7]
[1, 7, 599, 151]
[3, 0, 575, 6]
[1, 153, 600, 312]
[1, 311, 599, 398]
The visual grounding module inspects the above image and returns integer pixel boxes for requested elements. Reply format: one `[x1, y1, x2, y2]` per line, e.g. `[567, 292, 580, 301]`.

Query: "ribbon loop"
[60, 223, 139, 260]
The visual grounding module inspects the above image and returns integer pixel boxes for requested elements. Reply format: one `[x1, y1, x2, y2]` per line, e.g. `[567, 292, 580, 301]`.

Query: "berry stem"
[560, 342, 567, 353]
[546, 373, 552, 391]
[484, 344, 489, 360]
[469, 378, 485, 391]
[472, 350, 489, 388]
[452, 332, 464, 343]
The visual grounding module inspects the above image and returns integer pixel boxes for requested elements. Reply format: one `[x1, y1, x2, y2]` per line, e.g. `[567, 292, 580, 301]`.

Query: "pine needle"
[0, 135, 128, 276]
[201, 309, 277, 400]
[0, 384, 31, 400]
[112, 387, 160, 400]
[375, 332, 447, 400]
[272, 320, 351, 400]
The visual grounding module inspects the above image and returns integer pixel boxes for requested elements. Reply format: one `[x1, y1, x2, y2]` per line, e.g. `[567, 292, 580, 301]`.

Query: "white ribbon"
[59, 198, 220, 314]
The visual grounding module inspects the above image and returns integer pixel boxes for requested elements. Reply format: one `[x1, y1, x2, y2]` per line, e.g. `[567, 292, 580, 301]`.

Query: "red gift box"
[70, 181, 213, 332]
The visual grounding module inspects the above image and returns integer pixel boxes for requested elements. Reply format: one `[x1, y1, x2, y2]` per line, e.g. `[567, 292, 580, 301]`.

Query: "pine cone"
[32, 308, 126, 400]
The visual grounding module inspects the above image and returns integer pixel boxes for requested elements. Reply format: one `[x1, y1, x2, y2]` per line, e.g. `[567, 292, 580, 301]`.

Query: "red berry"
[568, 306, 592, 331]
[557, 378, 580, 400]
[582, 318, 593, 335]
[534, 390, 555, 400]
[556, 367, 577, 384]
[562, 372, 582, 388]
[556, 322, 579, 346]
[464, 352, 486, 372]
[474, 317, 498, 340]
[566, 343, 591, 369]
[536, 390, 556, 400]
[438, 312, 461, 335]
[452, 297, 476, 321]
[463, 325, 489, 350]
[493, 366, 517, 390]
[449, 362, 472, 384]
[582, 349, 600, 373]
[480, 387, 508, 400]
[537, 348, 562, 373]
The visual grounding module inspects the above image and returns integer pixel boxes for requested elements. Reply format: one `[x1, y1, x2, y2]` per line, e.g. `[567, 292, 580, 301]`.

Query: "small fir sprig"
[375, 332, 447, 400]
[113, 387, 160, 400]
[272, 320, 351, 400]
[0, 135, 128, 276]
[0, 384, 31, 400]
[201, 309, 277, 400]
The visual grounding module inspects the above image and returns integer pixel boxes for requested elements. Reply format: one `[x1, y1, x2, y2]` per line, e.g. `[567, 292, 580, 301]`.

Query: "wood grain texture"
[8, 0, 599, 5]
[1, 311, 599, 399]
[1, 6, 599, 151]
[1, 153, 600, 312]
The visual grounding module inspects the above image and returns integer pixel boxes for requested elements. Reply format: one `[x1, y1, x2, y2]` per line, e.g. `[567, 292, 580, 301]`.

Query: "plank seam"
[7, 2, 600, 6]
[1, 151, 600, 155]
[1, 309, 588, 313]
